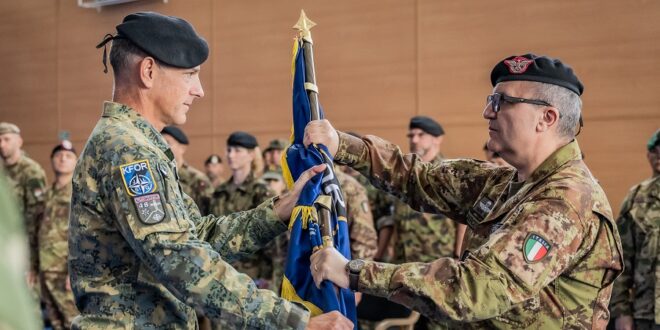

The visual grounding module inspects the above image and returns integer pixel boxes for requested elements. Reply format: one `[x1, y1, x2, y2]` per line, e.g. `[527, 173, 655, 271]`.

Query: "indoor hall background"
[0, 0, 658, 215]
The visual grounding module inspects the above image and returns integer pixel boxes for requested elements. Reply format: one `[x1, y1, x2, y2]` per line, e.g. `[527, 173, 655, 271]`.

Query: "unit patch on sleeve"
[133, 193, 167, 224]
[120, 160, 158, 196]
[523, 233, 551, 263]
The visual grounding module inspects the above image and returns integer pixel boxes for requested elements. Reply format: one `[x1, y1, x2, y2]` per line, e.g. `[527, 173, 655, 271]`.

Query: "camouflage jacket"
[343, 167, 395, 224]
[38, 181, 72, 273]
[335, 132, 623, 329]
[0, 170, 40, 330]
[178, 163, 213, 216]
[68, 102, 309, 329]
[3, 153, 47, 272]
[336, 169, 378, 260]
[390, 154, 457, 262]
[210, 173, 276, 282]
[610, 175, 660, 322]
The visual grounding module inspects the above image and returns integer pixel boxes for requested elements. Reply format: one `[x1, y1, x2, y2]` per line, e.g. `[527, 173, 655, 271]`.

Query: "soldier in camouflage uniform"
[210, 131, 277, 288]
[39, 141, 79, 329]
[161, 126, 213, 215]
[0, 121, 47, 324]
[610, 129, 660, 330]
[204, 154, 224, 188]
[309, 54, 623, 329]
[0, 169, 40, 330]
[263, 138, 288, 172]
[69, 12, 350, 329]
[387, 117, 462, 265]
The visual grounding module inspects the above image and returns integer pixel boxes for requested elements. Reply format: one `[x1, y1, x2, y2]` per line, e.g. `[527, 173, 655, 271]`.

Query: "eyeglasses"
[486, 92, 552, 113]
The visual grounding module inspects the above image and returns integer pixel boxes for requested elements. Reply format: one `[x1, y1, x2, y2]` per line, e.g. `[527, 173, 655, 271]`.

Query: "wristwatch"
[346, 259, 365, 291]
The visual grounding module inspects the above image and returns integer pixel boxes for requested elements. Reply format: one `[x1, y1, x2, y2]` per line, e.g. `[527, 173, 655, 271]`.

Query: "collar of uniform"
[526, 139, 581, 185]
[480, 140, 581, 224]
[101, 101, 175, 162]
[226, 172, 256, 193]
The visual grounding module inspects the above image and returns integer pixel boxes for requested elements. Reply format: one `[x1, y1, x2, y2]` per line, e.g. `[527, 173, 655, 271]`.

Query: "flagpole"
[293, 10, 334, 248]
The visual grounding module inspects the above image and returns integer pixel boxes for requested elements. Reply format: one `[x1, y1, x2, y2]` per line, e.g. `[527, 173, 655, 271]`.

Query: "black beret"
[205, 154, 222, 165]
[51, 140, 76, 158]
[103, 11, 209, 69]
[161, 126, 189, 145]
[227, 131, 258, 149]
[490, 54, 583, 96]
[648, 129, 660, 151]
[409, 116, 444, 137]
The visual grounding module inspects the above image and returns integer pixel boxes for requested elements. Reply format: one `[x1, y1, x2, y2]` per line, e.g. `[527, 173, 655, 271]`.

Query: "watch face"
[349, 259, 365, 272]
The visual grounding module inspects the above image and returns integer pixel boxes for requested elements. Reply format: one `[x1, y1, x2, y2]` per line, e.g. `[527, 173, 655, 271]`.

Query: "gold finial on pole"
[293, 10, 316, 43]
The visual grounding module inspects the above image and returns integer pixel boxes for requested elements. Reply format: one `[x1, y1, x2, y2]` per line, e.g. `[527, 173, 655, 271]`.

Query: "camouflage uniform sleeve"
[108, 154, 309, 329]
[609, 186, 638, 318]
[346, 181, 378, 260]
[334, 131, 511, 223]
[356, 199, 589, 322]
[0, 172, 40, 330]
[24, 168, 46, 273]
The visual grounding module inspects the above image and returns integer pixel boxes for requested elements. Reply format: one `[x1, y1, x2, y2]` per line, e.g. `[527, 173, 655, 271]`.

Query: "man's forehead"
[494, 80, 535, 95]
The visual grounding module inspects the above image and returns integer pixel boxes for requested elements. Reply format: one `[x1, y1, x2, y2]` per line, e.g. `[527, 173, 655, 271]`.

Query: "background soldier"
[161, 125, 213, 215]
[210, 131, 276, 289]
[308, 54, 623, 329]
[610, 129, 660, 330]
[39, 141, 79, 330]
[263, 138, 288, 172]
[204, 154, 224, 188]
[0, 121, 47, 324]
[69, 12, 350, 329]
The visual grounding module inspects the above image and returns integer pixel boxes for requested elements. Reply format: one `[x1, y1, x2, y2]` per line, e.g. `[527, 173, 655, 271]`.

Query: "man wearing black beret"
[161, 126, 213, 216]
[71, 11, 350, 330]
[306, 54, 623, 329]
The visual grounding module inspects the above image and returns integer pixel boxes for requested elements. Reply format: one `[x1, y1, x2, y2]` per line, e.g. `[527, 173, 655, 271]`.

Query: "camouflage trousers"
[40, 272, 78, 330]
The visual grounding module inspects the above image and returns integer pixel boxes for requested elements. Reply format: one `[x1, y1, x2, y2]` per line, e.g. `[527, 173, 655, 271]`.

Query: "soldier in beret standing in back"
[161, 125, 214, 215]
[308, 54, 623, 329]
[69, 12, 352, 329]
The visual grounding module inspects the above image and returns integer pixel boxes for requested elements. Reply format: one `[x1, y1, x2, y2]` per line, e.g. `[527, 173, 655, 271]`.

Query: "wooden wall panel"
[0, 0, 658, 214]
[0, 0, 58, 173]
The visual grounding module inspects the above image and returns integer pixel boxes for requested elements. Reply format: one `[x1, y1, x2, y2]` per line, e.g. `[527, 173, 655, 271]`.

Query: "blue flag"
[280, 39, 356, 324]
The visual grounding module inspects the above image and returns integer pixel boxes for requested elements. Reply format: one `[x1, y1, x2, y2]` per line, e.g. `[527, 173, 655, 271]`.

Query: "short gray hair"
[530, 82, 582, 139]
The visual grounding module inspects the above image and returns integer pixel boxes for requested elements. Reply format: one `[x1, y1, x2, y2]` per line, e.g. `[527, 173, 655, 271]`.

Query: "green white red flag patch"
[523, 233, 551, 263]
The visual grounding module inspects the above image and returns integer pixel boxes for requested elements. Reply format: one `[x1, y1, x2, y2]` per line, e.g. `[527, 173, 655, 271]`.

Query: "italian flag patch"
[523, 233, 551, 263]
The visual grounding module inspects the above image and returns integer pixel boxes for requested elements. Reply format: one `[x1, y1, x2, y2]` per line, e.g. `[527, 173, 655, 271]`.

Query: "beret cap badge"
[504, 56, 534, 74]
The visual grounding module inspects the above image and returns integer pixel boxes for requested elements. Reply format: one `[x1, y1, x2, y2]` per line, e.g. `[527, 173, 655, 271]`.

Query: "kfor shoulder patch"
[133, 193, 167, 224]
[523, 233, 551, 263]
[120, 160, 158, 196]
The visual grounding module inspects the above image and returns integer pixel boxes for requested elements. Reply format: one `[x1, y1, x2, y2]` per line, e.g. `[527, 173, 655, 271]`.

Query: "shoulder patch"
[523, 233, 551, 263]
[133, 193, 167, 224]
[120, 160, 158, 196]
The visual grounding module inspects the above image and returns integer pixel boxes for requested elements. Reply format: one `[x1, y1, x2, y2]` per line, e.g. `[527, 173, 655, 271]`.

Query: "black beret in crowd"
[51, 140, 76, 158]
[98, 11, 208, 69]
[227, 131, 258, 149]
[490, 54, 584, 96]
[205, 154, 222, 165]
[648, 129, 660, 151]
[161, 126, 189, 145]
[409, 116, 445, 137]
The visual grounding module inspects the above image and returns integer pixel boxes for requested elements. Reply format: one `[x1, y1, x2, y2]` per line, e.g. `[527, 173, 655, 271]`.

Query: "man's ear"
[538, 106, 560, 132]
[138, 57, 158, 88]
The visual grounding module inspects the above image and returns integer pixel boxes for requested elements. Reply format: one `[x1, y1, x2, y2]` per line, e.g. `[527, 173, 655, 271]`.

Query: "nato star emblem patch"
[523, 233, 551, 263]
[504, 56, 533, 74]
[133, 193, 167, 224]
[120, 160, 158, 196]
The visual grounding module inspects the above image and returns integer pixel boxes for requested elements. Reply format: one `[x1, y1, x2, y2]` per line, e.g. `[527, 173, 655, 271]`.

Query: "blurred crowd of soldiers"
[3, 115, 658, 329]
